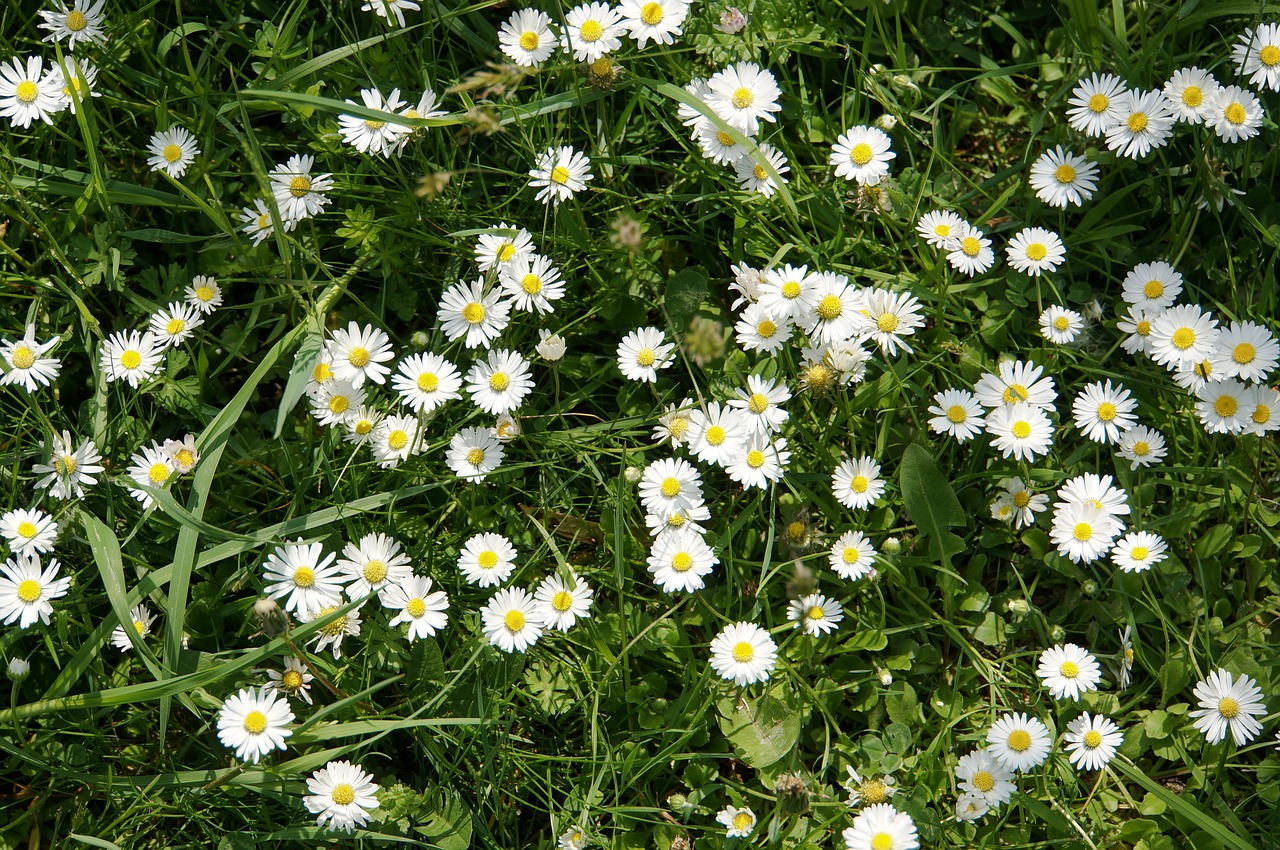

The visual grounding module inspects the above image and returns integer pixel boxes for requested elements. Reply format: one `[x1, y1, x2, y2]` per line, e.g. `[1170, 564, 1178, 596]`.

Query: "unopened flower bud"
[7, 657, 30, 681]
[875, 114, 898, 131]
[624, 466, 642, 483]
[774, 772, 810, 815]
[881, 536, 901, 554]
[714, 6, 748, 34]
[536, 330, 566, 362]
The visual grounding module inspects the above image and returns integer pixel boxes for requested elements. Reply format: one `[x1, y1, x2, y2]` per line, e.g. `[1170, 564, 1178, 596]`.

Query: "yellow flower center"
[850, 474, 869, 493]
[1084, 730, 1103, 748]
[331, 783, 356, 805]
[15, 81, 38, 104]
[807, 605, 826, 621]
[1224, 102, 1247, 125]
[780, 281, 801, 299]
[961, 236, 981, 257]
[1253, 404, 1272, 425]
[477, 551, 499, 570]
[731, 87, 754, 109]
[550, 166, 571, 185]
[972, 771, 995, 792]
[1073, 522, 1093, 541]
[579, 19, 604, 41]
[1060, 661, 1080, 678]
[292, 566, 315, 588]
[55, 454, 77, 475]
[504, 609, 525, 632]
[16, 579, 41, 602]
[521, 273, 542, 294]
[1096, 402, 1117, 421]
[282, 670, 303, 690]
[1131, 546, 1148, 560]
[1007, 729, 1032, 752]
[466, 447, 485, 465]
[1127, 112, 1148, 133]
[871, 835, 894, 850]
[364, 118, 386, 130]
[1011, 421, 1032, 439]
[660, 477, 681, 498]
[354, 419, 374, 435]
[817, 294, 843, 320]
[671, 552, 693, 572]
[162, 143, 185, 163]
[133, 619, 146, 634]
[667, 513, 686, 528]
[1012, 491, 1030, 508]
[313, 363, 332, 383]
[519, 31, 540, 51]
[406, 598, 427, 617]
[11, 346, 35, 369]
[876, 312, 898, 332]
[418, 372, 439, 392]
[319, 608, 349, 637]
[1132, 441, 1150, 456]
[1233, 342, 1256, 364]
[747, 392, 770, 414]
[1053, 316, 1070, 331]
[946, 404, 967, 423]
[717, 130, 734, 146]
[1218, 697, 1239, 718]
[1215, 395, 1238, 417]
[1180, 85, 1202, 107]
[1025, 243, 1047, 261]
[1054, 163, 1076, 184]
[489, 372, 510, 392]
[633, 346, 658, 368]
[1088, 93, 1109, 113]
[328, 395, 349, 414]
[257, 214, 270, 228]
[362, 560, 387, 583]
[1135, 320, 1151, 336]
[166, 317, 186, 336]
[589, 57, 613, 78]
[496, 243, 516, 263]
[850, 143, 874, 165]
[933, 223, 951, 237]
[149, 462, 170, 485]
[705, 425, 726, 446]
[347, 347, 370, 368]
[641, 2, 663, 25]
[288, 175, 312, 197]
[752, 163, 768, 180]
[733, 812, 754, 831]
[66, 9, 88, 29]
[746, 449, 766, 468]
[1171, 327, 1195, 349]
[552, 590, 574, 611]
[387, 429, 408, 450]
[120, 350, 143, 370]
[842, 546, 861, 564]
[1261, 45, 1280, 66]
[756, 320, 777, 338]
[731, 640, 754, 663]
[242, 710, 268, 734]
[786, 521, 806, 542]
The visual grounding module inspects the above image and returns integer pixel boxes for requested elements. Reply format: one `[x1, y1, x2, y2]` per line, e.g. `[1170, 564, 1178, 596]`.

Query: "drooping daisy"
[32, 430, 104, 500]
[438, 278, 511, 349]
[1162, 66, 1218, 123]
[304, 760, 380, 833]
[832, 456, 885, 510]
[648, 527, 717, 593]
[1118, 625, 1135, 689]
[1072, 380, 1137, 444]
[1039, 305, 1084, 344]
[1050, 502, 1119, 564]
[269, 154, 334, 225]
[916, 210, 967, 248]
[482, 587, 544, 653]
[337, 532, 412, 599]
[1064, 713, 1123, 771]
[466, 349, 534, 415]
[498, 9, 557, 67]
[564, 3, 625, 62]
[1116, 424, 1166, 469]
[392, 352, 461, 413]
[1210, 321, 1278, 383]
[955, 748, 1015, 807]
[841, 803, 919, 850]
[616, 326, 675, 383]
[709, 621, 777, 686]
[787, 593, 843, 636]
[337, 86, 411, 156]
[724, 433, 790, 489]
[1231, 23, 1280, 93]
[733, 143, 789, 197]
[110, 604, 156, 652]
[927, 388, 985, 442]
[0, 325, 61, 391]
[1122, 261, 1182, 310]
[1005, 227, 1065, 277]
[371, 413, 423, 469]
[360, 0, 419, 27]
[239, 199, 276, 246]
[100, 330, 162, 389]
[1036, 643, 1102, 701]
[1028, 146, 1098, 208]
[619, 0, 689, 48]
[1066, 72, 1127, 136]
[263, 656, 314, 704]
[985, 403, 1054, 462]
[1243, 384, 1280, 436]
[383, 575, 449, 640]
[38, 0, 108, 46]
[147, 127, 200, 178]
[1195, 378, 1249, 434]
[475, 223, 535, 272]
[534, 572, 594, 631]
[215, 686, 295, 764]
[0, 508, 58, 555]
[707, 61, 782, 135]
[499, 253, 565, 314]
[831, 125, 896, 185]
[458, 533, 518, 588]
[716, 805, 757, 838]
[0, 56, 64, 129]
[945, 224, 995, 276]
[854, 288, 924, 356]
[987, 713, 1051, 773]
[124, 441, 174, 508]
[0, 553, 71, 628]
[1105, 89, 1175, 159]
[638, 457, 705, 518]
[1189, 668, 1267, 745]
[529, 146, 593, 206]
[828, 530, 877, 580]
[447, 426, 505, 482]
[261, 538, 345, 621]
[1110, 530, 1168, 573]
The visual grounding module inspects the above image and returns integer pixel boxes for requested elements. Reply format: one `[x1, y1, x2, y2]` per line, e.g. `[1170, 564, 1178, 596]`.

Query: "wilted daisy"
[360, 0, 418, 27]
[475, 224, 534, 272]
[707, 61, 782, 135]
[986, 403, 1054, 462]
[309, 380, 367, 428]
[467, 349, 534, 415]
[648, 527, 717, 593]
[1105, 89, 1175, 159]
[530, 146, 593, 205]
[987, 713, 1051, 773]
[392, 352, 462, 413]
[383, 575, 449, 640]
[1064, 713, 1123, 771]
[616, 326, 675, 383]
[955, 793, 989, 823]
[1072, 380, 1137, 444]
[1163, 66, 1218, 123]
[1028, 146, 1098, 208]
[304, 602, 363, 659]
[500, 253, 565, 314]
[842, 803, 918, 850]
[0, 56, 64, 128]
[1036, 643, 1102, 701]
[239, 199, 276, 246]
[955, 748, 1015, 807]
[1005, 228, 1064, 277]
[147, 127, 200, 178]
[787, 593, 843, 636]
[264, 656, 314, 704]
[927, 389, 985, 442]
[1231, 23, 1280, 92]
[304, 760, 380, 833]
[438, 278, 511, 349]
[216, 687, 294, 764]
[843, 767, 897, 808]
[828, 530, 877, 580]
[1195, 378, 1249, 434]
[832, 456, 885, 511]
[733, 143, 789, 197]
[1, 325, 61, 391]
[262, 538, 344, 621]
[482, 587, 544, 653]
[1211, 321, 1278, 383]
[371, 413, 423, 469]
[854, 288, 924, 356]
[916, 210, 967, 248]
[125, 441, 174, 508]
[269, 154, 333, 225]
[38, 0, 108, 46]
[945, 225, 995, 276]
[0, 508, 57, 555]
[110, 604, 156, 652]
[1066, 72, 1127, 136]
[1110, 530, 1168, 573]
[716, 804, 757, 838]
[535, 572, 594, 631]
[337, 533, 411, 599]
[564, 3, 625, 62]
[1039, 305, 1083, 344]
[1190, 668, 1267, 745]
[447, 426, 505, 482]
[33, 431, 104, 500]
[709, 621, 776, 686]
[498, 8, 557, 67]
[619, 0, 689, 47]
[100, 330, 162, 389]
[149, 302, 204, 348]
[0, 553, 71, 628]
[337, 87, 411, 156]
[831, 125, 895, 185]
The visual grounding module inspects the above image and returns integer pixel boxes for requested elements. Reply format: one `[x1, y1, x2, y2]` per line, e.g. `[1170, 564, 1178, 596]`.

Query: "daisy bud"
[624, 466, 642, 483]
[253, 597, 288, 636]
[875, 114, 898, 131]
[877, 667, 894, 686]
[410, 330, 430, 348]
[881, 536, 901, 555]
[536, 330, 567, 362]
[1049, 624, 1066, 644]
[666, 792, 691, 814]
[774, 773, 810, 815]
[1081, 579, 1099, 596]
[1007, 598, 1031, 619]
[7, 657, 30, 681]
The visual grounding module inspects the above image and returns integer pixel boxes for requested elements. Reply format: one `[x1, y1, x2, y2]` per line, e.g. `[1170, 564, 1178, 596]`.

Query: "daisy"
[716, 805, 757, 838]
[757, 264, 818, 321]
[724, 433, 790, 489]
[1039, 305, 1083, 344]
[361, 0, 419, 27]
[110, 604, 156, 652]
[831, 125, 896, 185]
[32, 431, 104, 500]
[1162, 66, 1218, 123]
[147, 127, 200, 179]
[1036, 643, 1102, 700]
[447, 426, 505, 482]
[1117, 308, 1160, 361]
[688, 403, 748, 468]
[383, 575, 449, 640]
[264, 656, 314, 704]
[832, 456, 885, 510]
[239, 199, 276, 246]
[638, 457, 705, 518]
[928, 389, 986, 442]
[975, 359, 1057, 409]
[828, 530, 877, 580]
[482, 587, 544, 653]
[1050, 502, 1118, 564]
[1243, 384, 1280, 436]
[843, 768, 897, 808]
[1104, 89, 1175, 159]
[619, 0, 689, 48]
[1057, 472, 1131, 517]
[371, 413, 423, 469]
[327, 322, 394, 387]
[0, 325, 61, 391]
[48, 56, 99, 114]
[1122, 261, 1182, 310]
[1066, 72, 1127, 136]
[558, 827, 589, 850]
[734, 304, 792, 354]
[800, 273, 860, 346]
[1064, 713, 1123, 771]
[161, 435, 200, 474]
[1005, 227, 1065, 277]
[616, 327, 675, 383]
[985, 403, 1054, 462]
[1072, 380, 1137, 444]
[337, 87, 411, 156]
[854, 287, 925, 355]
[787, 593, 843, 636]
[304, 602, 363, 659]
[955, 793, 990, 823]
[529, 146, 593, 206]
[727, 375, 791, 435]
[124, 442, 175, 508]
[1118, 625, 1135, 688]
[998, 477, 1048, 529]
[648, 527, 718, 593]
[1231, 23, 1280, 93]
[1028, 146, 1098, 208]
[337, 532, 411, 599]
[466, 349, 534, 415]
[564, 3, 625, 62]
[305, 760, 380, 833]
[644, 503, 710, 538]
[987, 713, 1051, 773]
[308, 380, 366, 428]
[100, 330, 162, 389]
[0, 56, 64, 128]
[269, 154, 334, 225]
[475, 224, 534, 272]
[1209, 83, 1263, 143]
[677, 76, 713, 130]
[149, 302, 204, 348]
[499, 253, 565, 314]
[1189, 668, 1267, 745]
[945, 224, 995, 276]
[916, 210, 967, 248]
[343, 405, 381, 445]
[707, 62, 782, 135]
[955, 748, 1015, 807]
[1211, 321, 1278, 383]
[438, 278, 510, 349]
[842, 803, 918, 850]
[732, 143, 789, 197]
[392, 352, 462, 413]
[709, 621, 777, 686]
[0, 508, 57, 555]
[1195, 378, 1249, 434]
[1110, 530, 1168, 573]
[0, 553, 71, 628]
[38, 0, 108, 46]
[216, 687, 294, 763]
[458, 533, 518, 588]
[535, 329, 567, 361]
[696, 120, 750, 164]
[534, 572, 594, 631]
[498, 9, 557, 67]
[261, 538, 345, 621]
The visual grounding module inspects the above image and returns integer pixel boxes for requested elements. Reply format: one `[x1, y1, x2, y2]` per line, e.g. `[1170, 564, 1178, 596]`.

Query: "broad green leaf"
[664, 268, 708, 332]
[716, 689, 805, 768]
[898, 443, 967, 570]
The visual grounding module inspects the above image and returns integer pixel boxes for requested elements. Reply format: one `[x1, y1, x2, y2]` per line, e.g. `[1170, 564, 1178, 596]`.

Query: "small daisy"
[466, 349, 534, 415]
[438, 278, 511, 349]
[0, 553, 71, 628]
[1105, 89, 1176, 159]
[261, 538, 344, 621]
[828, 530, 877, 580]
[0, 325, 61, 392]
[1118, 625, 1136, 689]
[638, 456, 705, 518]
[149, 301, 204, 348]
[1210, 321, 1278, 383]
[536, 329, 567, 361]
[392, 352, 462, 413]
[147, 127, 200, 179]
[499, 253, 565, 314]
[1243, 384, 1280, 436]
[1190, 668, 1267, 745]
[343, 405, 381, 445]
[38, 0, 108, 46]
[916, 210, 967, 248]
[800, 273, 860, 346]
[648, 527, 718, 593]
[955, 748, 1015, 807]
[48, 56, 100, 114]
[928, 388, 986, 442]
[32, 430, 104, 500]
[707, 61, 782, 135]
[497, 413, 527, 441]
[124, 442, 175, 508]
[498, 8, 557, 67]
[337, 532, 412, 599]
[458, 533, 518, 588]
[558, 827, 590, 850]
[757, 264, 818, 322]
[1036, 643, 1102, 700]
[696, 120, 750, 164]
[619, 0, 689, 48]
[309, 380, 367, 428]
[1066, 72, 1127, 135]
[1050, 502, 1119, 564]
[734, 304, 792, 354]
[1005, 227, 1065, 277]
[100, 330, 163, 389]
[0, 508, 58, 555]
[998, 477, 1048, 530]
[239, 199, 276, 246]
[1057, 472, 1131, 518]
[854, 288, 925, 356]
[1118, 305, 1161, 357]
[716, 804, 757, 838]
[482, 587, 544, 653]
[534, 572, 594, 631]
[1210, 84, 1263, 143]
[264, 656, 314, 704]
[475, 224, 534, 272]
[564, 3, 625, 63]
[727, 374, 791, 435]
[0, 56, 64, 129]
[1064, 713, 1123, 771]
[446, 426, 505, 482]
[1195, 378, 1249, 434]
[843, 767, 897, 808]
[529, 146, 593, 206]
[1039, 305, 1084, 344]
[304, 602, 363, 659]
[617, 326, 675, 383]
[832, 456, 885, 510]
[162, 434, 200, 474]
[1110, 530, 1168, 573]
[1231, 23, 1280, 93]
[327, 321, 394, 387]
[1149, 304, 1220, 370]
[1072, 380, 1137, 444]
[1162, 66, 1218, 123]
[733, 143, 789, 197]
[688, 403, 749, 468]
[360, 0, 419, 27]
[371, 413, 423, 469]
[1121, 260, 1183, 310]
[644, 503, 710, 538]
[955, 793, 990, 823]
[724, 433, 790, 489]
[709, 621, 777, 686]
[337, 86, 411, 156]
[383, 575, 449, 641]
[304, 760, 380, 833]
[987, 713, 1051, 773]
[216, 687, 294, 764]
[985, 403, 1054, 462]
[1028, 146, 1098, 208]
[110, 604, 156, 652]
[269, 154, 334, 225]
[787, 593, 843, 636]
[842, 803, 919, 850]
[945, 225, 995, 276]
[831, 125, 896, 185]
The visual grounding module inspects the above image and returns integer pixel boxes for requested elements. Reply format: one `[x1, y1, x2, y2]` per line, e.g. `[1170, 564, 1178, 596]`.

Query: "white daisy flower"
[0, 56, 64, 129]
[787, 593, 843, 636]
[263, 656, 314, 704]
[161, 434, 200, 474]
[32, 430, 104, 500]
[1119, 626, 1136, 689]
[564, 3, 625, 62]
[438, 278, 511, 349]
[1210, 321, 1278, 383]
[1118, 305, 1161, 357]
[149, 301, 204, 348]
[1066, 72, 1127, 136]
[799, 272, 859, 346]
[727, 374, 791, 435]
[841, 803, 919, 850]
[337, 86, 411, 156]
[1028, 146, 1098, 208]
[392, 352, 462, 413]
[955, 793, 990, 823]
[1036, 643, 1102, 700]
[616, 326, 675, 383]
[832, 456, 885, 510]
[955, 748, 1015, 807]
[696, 120, 750, 164]
[558, 827, 590, 850]
[854, 288, 925, 356]
[724, 433, 790, 489]
[239, 199, 277, 246]
[535, 329, 567, 361]
[709, 621, 777, 686]
[757, 263, 818, 321]
[1064, 713, 1123, 771]
[831, 125, 896, 185]
[38, 0, 108, 46]
[638, 456, 705, 519]
[1162, 66, 1218, 123]
[1209, 84, 1264, 143]
[1110, 530, 1168, 573]
[446, 426, 505, 482]
[1189, 668, 1267, 745]
[734, 304, 792, 354]
[303, 602, 363, 659]
[843, 767, 897, 808]
[371, 413, 423, 469]
[1195, 378, 1249, 434]
[343, 405, 381, 446]
[146, 127, 200, 178]
[475, 224, 534, 272]
[732, 143, 789, 197]
[828, 530, 878, 580]
[928, 388, 986, 442]
[1116, 424, 1166, 469]
[498, 9, 557, 67]
[1039, 305, 1083, 344]
[648, 527, 717, 593]
[676, 77, 712, 128]
[0, 508, 57, 556]
[1005, 227, 1065, 277]
[1057, 472, 1130, 517]
[100, 330, 163, 389]
[110, 604, 156, 652]
[534, 572, 594, 631]
[1148, 304, 1220, 370]
[1104, 89, 1175, 159]
[619, 0, 689, 48]
[986, 713, 1051, 773]
[688, 402, 749, 468]
[48, 56, 100, 114]
[337, 532, 412, 600]
[1050, 502, 1120, 564]
[1122, 260, 1183, 310]
[499, 253, 565, 314]
[466, 348, 534, 415]
[261, 538, 345, 621]
[216, 686, 294, 764]
[1231, 23, 1280, 93]
[529, 146, 593, 205]
[707, 61, 782, 135]
[458, 533, 518, 588]
[944, 224, 995, 276]
[985, 403, 1054, 462]
[304, 760, 380, 833]
[1072, 380, 1137, 444]
[360, 0, 419, 27]
[269, 154, 334, 225]
[915, 210, 967, 248]
[997, 477, 1048, 529]
[326, 321, 395, 387]
[0, 325, 61, 392]
[482, 587, 544, 653]
[124, 441, 175, 508]
[1243, 384, 1280, 436]
[716, 805, 757, 838]
[383, 575, 449, 640]
[0, 553, 71, 628]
